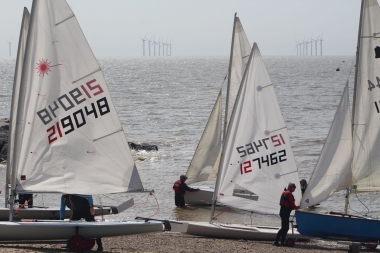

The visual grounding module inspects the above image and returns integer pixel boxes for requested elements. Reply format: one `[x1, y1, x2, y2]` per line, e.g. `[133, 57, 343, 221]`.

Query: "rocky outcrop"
[0, 118, 9, 163]
[0, 118, 158, 163]
[128, 142, 158, 151]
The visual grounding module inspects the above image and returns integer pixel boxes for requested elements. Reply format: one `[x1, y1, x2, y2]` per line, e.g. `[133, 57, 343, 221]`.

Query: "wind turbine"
[310, 37, 314, 56]
[295, 40, 299, 56]
[302, 39, 306, 56]
[147, 36, 153, 56]
[162, 38, 165, 56]
[319, 33, 324, 56]
[153, 35, 158, 56]
[140, 35, 147, 56]
[165, 37, 169, 56]
[158, 36, 162, 56]
[314, 35, 319, 56]
[6, 38, 12, 56]
[168, 38, 172, 56]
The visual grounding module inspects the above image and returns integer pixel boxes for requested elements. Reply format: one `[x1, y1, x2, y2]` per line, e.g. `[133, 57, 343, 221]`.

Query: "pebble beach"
[0, 232, 362, 253]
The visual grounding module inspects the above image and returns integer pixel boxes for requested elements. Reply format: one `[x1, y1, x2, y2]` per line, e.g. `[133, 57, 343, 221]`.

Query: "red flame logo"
[36, 59, 61, 76]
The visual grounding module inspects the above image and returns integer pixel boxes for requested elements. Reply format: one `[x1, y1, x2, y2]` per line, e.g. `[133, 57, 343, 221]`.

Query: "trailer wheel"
[68, 235, 87, 252]
[286, 238, 295, 247]
[87, 239, 95, 249]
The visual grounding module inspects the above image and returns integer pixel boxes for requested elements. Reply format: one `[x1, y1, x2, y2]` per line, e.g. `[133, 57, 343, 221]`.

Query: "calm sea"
[1, 55, 378, 226]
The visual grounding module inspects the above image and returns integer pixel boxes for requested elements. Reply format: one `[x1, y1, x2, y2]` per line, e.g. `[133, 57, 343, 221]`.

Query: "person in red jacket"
[173, 175, 199, 208]
[274, 182, 300, 246]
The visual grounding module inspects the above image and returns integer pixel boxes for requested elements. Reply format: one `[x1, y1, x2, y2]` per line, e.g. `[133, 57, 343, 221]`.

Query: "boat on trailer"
[296, 0, 380, 245]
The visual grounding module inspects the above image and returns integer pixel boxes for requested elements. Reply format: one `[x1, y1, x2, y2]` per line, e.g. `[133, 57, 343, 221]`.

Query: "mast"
[9, 0, 36, 221]
[345, 0, 365, 214]
[210, 13, 237, 223]
[223, 13, 237, 140]
[5, 8, 29, 208]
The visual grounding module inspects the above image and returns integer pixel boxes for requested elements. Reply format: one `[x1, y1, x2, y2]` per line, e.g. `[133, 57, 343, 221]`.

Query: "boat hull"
[296, 210, 380, 241]
[185, 186, 258, 205]
[169, 220, 307, 241]
[0, 221, 163, 240]
[0, 198, 134, 220]
[0, 207, 111, 221]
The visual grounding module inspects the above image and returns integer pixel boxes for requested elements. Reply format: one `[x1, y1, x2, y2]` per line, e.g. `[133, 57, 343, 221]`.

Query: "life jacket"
[173, 180, 182, 194]
[280, 191, 290, 207]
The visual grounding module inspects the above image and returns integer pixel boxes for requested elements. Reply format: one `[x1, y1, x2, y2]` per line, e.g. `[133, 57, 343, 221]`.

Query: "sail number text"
[239, 150, 287, 174]
[35, 79, 111, 144]
[236, 134, 286, 158]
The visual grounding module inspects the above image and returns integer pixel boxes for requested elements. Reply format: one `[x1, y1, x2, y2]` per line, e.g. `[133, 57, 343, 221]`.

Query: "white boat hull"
[0, 207, 111, 221]
[185, 186, 258, 205]
[0, 198, 134, 220]
[0, 221, 163, 240]
[169, 220, 307, 241]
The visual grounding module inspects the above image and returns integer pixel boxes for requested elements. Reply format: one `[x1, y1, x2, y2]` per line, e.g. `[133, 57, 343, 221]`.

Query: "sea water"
[1, 56, 378, 226]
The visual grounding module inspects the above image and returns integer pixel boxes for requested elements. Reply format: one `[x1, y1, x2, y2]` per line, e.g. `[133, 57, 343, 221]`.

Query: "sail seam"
[72, 68, 102, 84]
[93, 128, 124, 142]
[55, 14, 75, 26]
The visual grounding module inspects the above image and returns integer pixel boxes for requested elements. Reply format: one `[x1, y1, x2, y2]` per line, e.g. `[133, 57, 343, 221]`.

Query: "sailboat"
[184, 13, 257, 205]
[0, 0, 163, 248]
[296, 0, 380, 242]
[1, 6, 128, 222]
[170, 39, 307, 241]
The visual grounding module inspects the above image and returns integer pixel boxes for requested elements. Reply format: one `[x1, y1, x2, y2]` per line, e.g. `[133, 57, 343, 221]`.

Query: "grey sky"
[0, 0, 361, 57]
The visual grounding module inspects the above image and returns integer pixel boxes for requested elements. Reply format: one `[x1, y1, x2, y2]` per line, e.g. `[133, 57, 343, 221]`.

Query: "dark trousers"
[68, 195, 102, 248]
[275, 207, 291, 243]
[174, 194, 185, 208]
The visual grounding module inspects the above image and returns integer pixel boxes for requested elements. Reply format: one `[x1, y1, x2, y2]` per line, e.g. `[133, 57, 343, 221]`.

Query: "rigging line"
[354, 189, 370, 215]
[212, 207, 228, 220]
[219, 70, 229, 90]
[147, 193, 160, 218]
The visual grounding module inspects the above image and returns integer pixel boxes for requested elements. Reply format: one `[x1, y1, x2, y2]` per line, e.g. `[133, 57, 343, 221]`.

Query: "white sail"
[215, 43, 301, 214]
[185, 91, 222, 185]
[12, 0, 143, 195]
[6, 8, 30, 205]
[225, 16, 251, 134]
[185, 14, 250, 184]
[301, 84, 353, 208]
[351, 0, 380, 192]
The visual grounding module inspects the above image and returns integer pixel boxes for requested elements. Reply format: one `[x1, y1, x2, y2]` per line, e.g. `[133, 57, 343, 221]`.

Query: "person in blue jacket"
[60, 194, 103, 252]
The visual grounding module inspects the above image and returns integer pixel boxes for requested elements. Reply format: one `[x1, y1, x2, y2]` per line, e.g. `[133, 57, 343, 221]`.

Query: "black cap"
[180, 175, 188, 179]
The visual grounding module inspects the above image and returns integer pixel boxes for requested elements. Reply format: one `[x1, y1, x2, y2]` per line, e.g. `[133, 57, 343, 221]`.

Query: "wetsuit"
[173, 180, 198, 207]
[275, 190, 299, 244]
[60, 194, 103, 251]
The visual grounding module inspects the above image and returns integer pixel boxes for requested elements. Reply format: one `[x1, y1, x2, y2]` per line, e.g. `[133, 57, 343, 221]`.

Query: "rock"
[128, 142, 158, 151]
[0, 143, 8, 163]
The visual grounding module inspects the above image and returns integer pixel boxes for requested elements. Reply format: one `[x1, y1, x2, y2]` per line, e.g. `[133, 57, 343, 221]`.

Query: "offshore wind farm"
[295, 35, 324, 56]
[140, 35, 172, 56]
